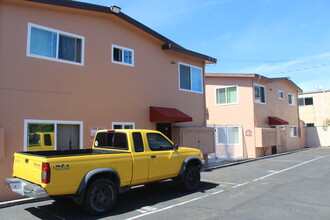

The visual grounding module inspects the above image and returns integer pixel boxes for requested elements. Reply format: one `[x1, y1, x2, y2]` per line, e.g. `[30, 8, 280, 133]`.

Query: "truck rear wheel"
[182, 164, 200, 191]
[83, 178, 117, 215]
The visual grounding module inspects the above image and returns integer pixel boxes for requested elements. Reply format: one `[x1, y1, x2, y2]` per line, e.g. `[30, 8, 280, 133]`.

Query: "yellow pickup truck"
[6, 129, 204, 215]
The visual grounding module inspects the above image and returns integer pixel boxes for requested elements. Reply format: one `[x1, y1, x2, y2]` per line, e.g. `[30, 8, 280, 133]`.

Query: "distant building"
[298, 90, 330, 127]
[298, 90, 330, 147]
[205, 73, 306, 160]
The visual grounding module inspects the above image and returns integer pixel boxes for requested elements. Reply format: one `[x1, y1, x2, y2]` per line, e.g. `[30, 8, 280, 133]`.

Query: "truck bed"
[17, 149, 129, 158]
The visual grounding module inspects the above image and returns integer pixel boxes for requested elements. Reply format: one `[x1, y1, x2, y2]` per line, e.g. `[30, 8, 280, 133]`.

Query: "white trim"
[112, 122, 135, 129]
[24, 119, 83, 151]
[253, 83, 266, 104]
[178, 62, 203, 94]
[27, 23, 85, 66]
[290, 125, 298, 137]
[215, 125, 241, 145]
[278, 90, 284, 100]
[215, 85, 239, 106]
[288, 93, 295, 106]
[111, 44, 134, 67]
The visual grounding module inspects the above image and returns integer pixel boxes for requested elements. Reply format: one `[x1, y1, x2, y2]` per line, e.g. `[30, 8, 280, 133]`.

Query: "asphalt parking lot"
[1, 147, 330, 220]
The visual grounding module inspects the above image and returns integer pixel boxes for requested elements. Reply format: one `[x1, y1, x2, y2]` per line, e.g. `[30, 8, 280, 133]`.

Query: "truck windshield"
[94, 132, 128, 150]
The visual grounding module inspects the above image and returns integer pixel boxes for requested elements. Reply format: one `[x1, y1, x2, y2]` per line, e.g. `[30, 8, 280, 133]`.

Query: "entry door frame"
[156, 123, 172, 139]
[24, 119, 83, 151]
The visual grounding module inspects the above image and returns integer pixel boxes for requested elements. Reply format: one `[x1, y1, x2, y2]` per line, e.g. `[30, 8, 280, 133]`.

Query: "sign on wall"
[245, 129, 253, 137]
[90, 127, 106, 141]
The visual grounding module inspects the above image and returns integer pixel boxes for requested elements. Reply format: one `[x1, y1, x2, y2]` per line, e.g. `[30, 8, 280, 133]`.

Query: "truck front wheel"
[83, 178, 117, 215]
[182, 164, 200, 191]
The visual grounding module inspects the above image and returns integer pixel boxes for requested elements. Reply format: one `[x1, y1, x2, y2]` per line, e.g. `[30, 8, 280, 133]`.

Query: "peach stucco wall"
[0, 1, 207, 201]
[205, 76, 256, 158]
[206, 75, 305, 159]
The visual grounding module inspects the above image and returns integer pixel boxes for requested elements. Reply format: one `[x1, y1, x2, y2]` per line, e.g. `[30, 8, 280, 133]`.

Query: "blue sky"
[80, 0, 330, 92]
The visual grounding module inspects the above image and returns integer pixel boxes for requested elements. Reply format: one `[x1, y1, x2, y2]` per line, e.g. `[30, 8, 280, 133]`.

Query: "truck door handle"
[151, 155, 156, 159]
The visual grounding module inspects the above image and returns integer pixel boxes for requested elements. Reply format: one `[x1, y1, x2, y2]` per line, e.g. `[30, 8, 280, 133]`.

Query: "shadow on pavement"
[25, 180, 218, 219]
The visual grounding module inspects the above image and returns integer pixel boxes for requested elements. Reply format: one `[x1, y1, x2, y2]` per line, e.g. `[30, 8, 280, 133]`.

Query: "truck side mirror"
[173, 144, 179, 150]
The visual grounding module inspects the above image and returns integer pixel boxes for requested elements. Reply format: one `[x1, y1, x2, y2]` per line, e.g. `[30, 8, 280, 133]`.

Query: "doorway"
[156, 123, 172, 139]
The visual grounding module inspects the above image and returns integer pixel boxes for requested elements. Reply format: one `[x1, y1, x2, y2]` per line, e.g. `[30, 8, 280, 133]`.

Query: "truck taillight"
[42, 162, 50, 183]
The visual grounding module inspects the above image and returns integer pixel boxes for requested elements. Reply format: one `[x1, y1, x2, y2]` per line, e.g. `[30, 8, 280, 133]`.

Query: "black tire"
[182, 164, 200, 191]
[83, 178, 117, 216]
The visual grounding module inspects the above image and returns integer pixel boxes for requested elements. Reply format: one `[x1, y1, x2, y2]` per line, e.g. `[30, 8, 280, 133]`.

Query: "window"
[179, 63, 203, 93]
[278, 90, 284, 100]
[24, 120, 83, 151]
[27, 23, 84, 65]
[280, 125, 286, 130]
[288, 93, 295, 105]
[290, 126, 298, 137]
[147, 133, 173, 151]
[94, 131, 128, 150]
[254, 84, 266, 103]
[216, 86, 238, 105]
[133, 132, 144, 152]
[112, 45, 134, 66]
[216, 126, 240, 145]
[305, 123, 315, 127]
[112, 122, 134, 129]
[298, 97, 313, 106]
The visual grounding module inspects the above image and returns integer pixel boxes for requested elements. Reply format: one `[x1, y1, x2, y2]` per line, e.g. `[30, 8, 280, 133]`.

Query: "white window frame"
[27, 23, 85, 66]
[278, 90, 284, 100]
[216, 125, 241, 145]
[111, 44, 134, 67]
[290, 125, 298, 137]
[178, 62, 203, 94]
[24, 119, 83, 151]
[299, 97, 314, 106]
[254, 84, 266, 104]
[112, 122, 135, 129]
[288, 93, 295, 105]
[215, 85, 239, 105]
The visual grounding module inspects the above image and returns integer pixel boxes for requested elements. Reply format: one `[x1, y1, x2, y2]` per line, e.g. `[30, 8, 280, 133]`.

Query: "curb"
[203, 146, 320, 171]
[0, 197, 50, 209]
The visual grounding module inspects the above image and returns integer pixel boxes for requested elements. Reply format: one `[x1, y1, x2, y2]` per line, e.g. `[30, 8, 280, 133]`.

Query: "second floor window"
[288, 93, 295, 105]
[278, 90, 284, 100]
[179, 63, 203, 93]
[216, 86, 238, 105]
[254, 84, 266, 103]
[298, 97, 313, 106]
[27, 23, 84, 65]
[112, 45, 134, 66]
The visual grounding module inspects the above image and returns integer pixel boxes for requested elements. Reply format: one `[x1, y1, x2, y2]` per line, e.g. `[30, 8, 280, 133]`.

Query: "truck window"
[147, 133, 173, 151]
[95, 132, 128, 150]
[44, 134, 52, 146]
[133, 132, 144, 152]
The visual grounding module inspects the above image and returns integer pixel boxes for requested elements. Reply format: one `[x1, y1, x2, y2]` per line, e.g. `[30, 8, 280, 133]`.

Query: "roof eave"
[25, 0, 216, 63]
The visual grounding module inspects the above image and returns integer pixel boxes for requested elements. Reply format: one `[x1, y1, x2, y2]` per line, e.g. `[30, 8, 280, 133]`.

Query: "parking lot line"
[253, 156, 327, 182]
[125, 190, 223, 220]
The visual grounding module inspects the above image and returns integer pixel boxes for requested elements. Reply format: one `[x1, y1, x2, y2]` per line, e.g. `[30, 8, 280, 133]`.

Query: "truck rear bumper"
[5, 178, 49, 199]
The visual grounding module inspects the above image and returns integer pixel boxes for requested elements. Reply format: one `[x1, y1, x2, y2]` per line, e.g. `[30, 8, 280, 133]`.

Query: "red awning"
[268, 116, 289, 125]
[150, 106, 193, 122]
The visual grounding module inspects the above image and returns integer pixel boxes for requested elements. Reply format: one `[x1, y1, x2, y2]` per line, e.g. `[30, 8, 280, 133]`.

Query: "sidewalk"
[0, 146, 320, 208]
[203, 146, 319, 170]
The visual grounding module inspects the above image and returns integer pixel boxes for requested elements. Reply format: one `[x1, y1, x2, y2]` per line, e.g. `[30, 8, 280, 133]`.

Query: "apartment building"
[299, 90, 330, 147]
[205, 73, 306, 159]
[0, 0, 216, 201]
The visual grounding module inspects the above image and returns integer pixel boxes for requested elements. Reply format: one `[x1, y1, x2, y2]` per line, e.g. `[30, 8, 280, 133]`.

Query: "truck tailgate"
[13, 152, 44, 185]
